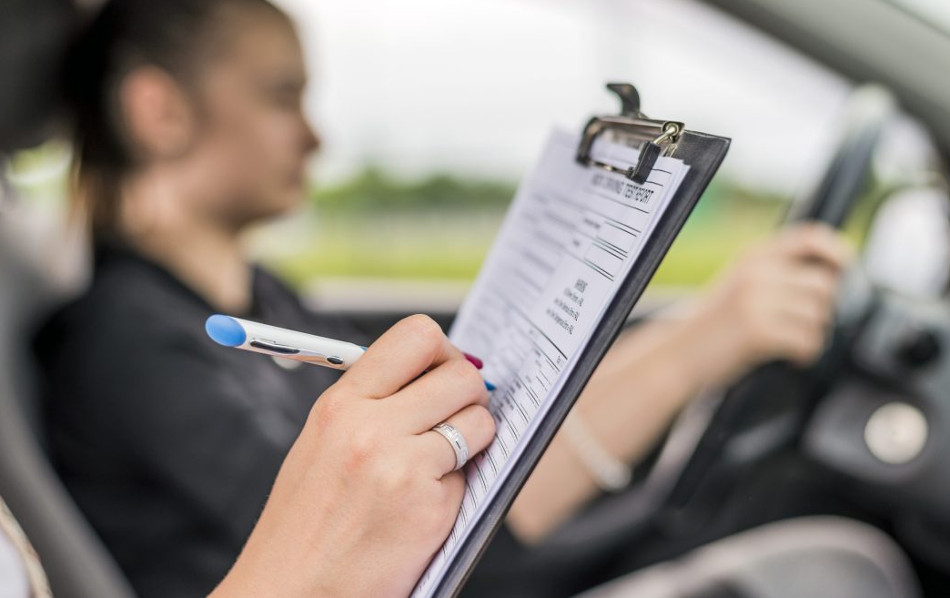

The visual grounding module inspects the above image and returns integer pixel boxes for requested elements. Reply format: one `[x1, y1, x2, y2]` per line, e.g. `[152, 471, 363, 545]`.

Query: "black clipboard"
[432, 82, 731, 597]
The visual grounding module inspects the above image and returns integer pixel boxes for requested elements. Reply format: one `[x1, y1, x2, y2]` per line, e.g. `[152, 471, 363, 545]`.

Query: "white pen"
[205, 314, 496, 390]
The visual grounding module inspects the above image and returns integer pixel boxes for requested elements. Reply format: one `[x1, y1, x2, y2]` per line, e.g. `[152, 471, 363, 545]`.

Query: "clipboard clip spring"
[576, 83, 684, 185]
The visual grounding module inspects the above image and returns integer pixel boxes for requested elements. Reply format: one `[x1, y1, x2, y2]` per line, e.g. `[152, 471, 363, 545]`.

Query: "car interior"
[1, 0, 949, 596]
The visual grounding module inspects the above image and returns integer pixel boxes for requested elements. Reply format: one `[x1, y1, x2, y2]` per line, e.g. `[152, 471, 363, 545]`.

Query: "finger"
[777, 298, 834, 331]
[779, 223, 854, 270]
[417, 404, 496, 477]
[390, 359, 489, 432]
[338, 314, 466, 399]
[782, 263, 841, 304]
[786, 326, 828, 366]
[768, 307, 830, 363]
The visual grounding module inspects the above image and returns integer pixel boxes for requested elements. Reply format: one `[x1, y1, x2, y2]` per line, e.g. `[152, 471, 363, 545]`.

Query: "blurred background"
[5, 1, 950, 597]
[7, 0, 945, 315]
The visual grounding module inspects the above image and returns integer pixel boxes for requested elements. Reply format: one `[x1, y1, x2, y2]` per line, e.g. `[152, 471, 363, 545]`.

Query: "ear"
[119, 66, 197, 162]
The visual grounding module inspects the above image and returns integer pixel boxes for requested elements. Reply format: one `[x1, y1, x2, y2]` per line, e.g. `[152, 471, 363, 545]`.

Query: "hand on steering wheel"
[685, 223, 853, 386]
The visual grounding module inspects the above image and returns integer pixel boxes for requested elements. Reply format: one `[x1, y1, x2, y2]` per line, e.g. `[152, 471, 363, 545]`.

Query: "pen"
[205, 314, 496, 391]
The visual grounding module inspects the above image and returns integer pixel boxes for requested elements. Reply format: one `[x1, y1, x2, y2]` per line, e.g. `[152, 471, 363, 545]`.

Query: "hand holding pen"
[209, 315, 496, 598]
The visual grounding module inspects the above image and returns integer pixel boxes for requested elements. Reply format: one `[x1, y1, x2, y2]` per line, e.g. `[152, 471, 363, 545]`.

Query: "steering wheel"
[519, 86, 906, 573]
[657, 86, 899, 513]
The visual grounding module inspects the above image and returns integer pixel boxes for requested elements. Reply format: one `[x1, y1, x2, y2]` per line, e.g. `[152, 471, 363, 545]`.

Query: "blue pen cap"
[205, 315, 247, 347]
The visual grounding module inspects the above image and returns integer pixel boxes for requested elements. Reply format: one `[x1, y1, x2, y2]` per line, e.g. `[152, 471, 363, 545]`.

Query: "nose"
[302, 118, 321, 155]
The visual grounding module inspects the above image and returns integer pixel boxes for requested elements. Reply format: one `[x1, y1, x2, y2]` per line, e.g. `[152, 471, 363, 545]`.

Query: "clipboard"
[430, 82, 731, 597]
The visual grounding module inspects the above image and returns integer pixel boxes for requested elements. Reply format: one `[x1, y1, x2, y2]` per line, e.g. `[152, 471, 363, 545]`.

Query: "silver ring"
[431, 422, 470, 471]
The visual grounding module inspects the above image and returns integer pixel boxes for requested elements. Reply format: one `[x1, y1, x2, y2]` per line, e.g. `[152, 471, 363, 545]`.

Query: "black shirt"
[36, 245, 366, 598]
[34, 245, 583, 598]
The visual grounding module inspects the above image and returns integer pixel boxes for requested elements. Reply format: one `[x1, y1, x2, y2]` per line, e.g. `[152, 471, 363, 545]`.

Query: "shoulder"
[36, 255, 212, 383]
[77, 262, 198, 333]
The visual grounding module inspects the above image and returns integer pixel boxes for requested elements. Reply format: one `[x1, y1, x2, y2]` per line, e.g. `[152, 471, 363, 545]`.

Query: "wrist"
[562, 412, 632, 492]
[210, 514, 339, 598]
[212, 556, 338, 598]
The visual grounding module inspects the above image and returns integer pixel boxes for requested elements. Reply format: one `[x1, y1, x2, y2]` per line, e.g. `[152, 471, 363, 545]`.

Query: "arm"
[507, 223, 853, 543]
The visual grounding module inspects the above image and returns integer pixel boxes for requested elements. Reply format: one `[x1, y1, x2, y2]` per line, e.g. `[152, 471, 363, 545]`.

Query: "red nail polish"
[464, 353, 484, 369]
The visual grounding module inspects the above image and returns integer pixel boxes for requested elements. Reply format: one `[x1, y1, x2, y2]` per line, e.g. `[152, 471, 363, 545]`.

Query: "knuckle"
[402, 314, 444, 345]
[448, 359, 481, 387]
[790, 229, 821, 256]
[309, 389, 347, 429]
[376, 460, 415, 496]
[344, 427, 382, 472]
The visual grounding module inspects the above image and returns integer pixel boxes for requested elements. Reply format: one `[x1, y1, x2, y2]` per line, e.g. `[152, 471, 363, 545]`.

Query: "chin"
[234, 182, 308, 224]
[266, 189, 307, 218]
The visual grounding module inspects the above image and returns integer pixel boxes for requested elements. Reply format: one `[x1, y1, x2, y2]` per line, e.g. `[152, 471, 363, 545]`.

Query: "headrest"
[0, 0, 74, 153]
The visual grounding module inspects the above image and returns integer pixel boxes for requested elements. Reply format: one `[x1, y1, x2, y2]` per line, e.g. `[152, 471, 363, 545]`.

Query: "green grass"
[273, 229, 491, 284]
[261, 180, 790, 290]
[651, 193, 785, 286]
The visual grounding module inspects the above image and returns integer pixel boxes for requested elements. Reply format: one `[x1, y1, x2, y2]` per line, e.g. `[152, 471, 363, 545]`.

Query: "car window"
[256, 0, 863, 311]
[18, 0, 928, 311]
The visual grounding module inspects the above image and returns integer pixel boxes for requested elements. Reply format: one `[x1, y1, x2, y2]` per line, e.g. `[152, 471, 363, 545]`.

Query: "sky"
[273, 0, 855, 194]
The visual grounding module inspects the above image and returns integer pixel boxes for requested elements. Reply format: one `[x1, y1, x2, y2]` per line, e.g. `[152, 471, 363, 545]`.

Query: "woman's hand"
[683, 223, 853, 387]
[508, 224, 852, 544]
[211, 315, 495, 598]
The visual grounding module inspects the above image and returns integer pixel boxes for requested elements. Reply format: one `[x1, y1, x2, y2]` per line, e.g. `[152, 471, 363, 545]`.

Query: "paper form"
[411, 128, 689, 597]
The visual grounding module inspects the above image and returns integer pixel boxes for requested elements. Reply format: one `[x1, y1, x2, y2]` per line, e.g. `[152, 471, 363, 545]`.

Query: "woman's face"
[182, 12, 319, 228]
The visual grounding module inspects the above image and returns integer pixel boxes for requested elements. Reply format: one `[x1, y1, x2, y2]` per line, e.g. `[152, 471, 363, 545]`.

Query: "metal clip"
[576, 83, 684, 185]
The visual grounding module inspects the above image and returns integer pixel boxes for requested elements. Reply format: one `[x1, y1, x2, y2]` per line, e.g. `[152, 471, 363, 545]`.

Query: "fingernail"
[464, 353, 484, 369]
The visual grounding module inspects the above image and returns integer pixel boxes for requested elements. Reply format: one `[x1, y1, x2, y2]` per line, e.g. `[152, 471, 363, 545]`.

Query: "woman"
[38, 2, 495, 596]
[36, 0, 849, 596]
